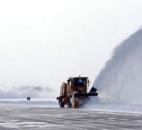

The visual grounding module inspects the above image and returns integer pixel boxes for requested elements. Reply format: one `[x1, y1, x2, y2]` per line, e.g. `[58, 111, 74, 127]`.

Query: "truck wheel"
[67, 101, 72, 108]
[59, 101, 64, 108]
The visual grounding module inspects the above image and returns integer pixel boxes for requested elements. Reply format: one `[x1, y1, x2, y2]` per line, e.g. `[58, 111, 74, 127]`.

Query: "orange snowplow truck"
[57, 76, 98, 108]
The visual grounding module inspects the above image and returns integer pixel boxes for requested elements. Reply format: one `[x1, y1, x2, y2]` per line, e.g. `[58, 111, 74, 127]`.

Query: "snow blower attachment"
[57, 76, 98, 108]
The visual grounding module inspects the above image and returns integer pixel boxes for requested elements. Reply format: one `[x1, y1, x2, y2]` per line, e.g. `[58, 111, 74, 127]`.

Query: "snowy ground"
[83, 102, 142, 114]
[0, 106, 142, 130]
[0, 99, 142, 129]
[0, 98, 58, 108]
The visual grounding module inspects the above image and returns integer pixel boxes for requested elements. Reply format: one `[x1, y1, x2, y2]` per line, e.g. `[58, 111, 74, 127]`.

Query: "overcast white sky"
[0, 0, 142, 92]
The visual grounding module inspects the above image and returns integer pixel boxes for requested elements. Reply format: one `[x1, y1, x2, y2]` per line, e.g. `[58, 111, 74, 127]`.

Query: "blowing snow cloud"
[93, 29, 142, 104]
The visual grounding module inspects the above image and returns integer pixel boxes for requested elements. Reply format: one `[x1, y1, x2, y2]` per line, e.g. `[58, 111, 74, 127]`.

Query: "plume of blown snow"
[93, 28, 142, 104]
[0, 86, 55, 99]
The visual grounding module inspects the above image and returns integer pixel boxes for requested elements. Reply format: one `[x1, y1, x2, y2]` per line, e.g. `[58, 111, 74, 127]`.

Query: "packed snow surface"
[0, 98, 58, 108]
[0, 106, 142, 130]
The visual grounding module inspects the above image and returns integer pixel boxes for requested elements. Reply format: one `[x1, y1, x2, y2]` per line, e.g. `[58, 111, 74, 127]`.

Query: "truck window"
[73, 78, 86, 86]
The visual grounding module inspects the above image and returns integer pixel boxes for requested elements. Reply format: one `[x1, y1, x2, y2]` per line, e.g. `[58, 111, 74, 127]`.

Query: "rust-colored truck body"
[57, 76, 98, 108]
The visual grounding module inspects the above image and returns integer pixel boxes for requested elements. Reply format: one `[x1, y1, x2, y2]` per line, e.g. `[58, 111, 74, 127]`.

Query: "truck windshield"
[73, 78, 87, 86]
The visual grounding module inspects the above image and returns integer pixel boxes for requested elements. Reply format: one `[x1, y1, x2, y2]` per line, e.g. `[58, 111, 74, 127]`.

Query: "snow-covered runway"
[0, 105, 142, 130]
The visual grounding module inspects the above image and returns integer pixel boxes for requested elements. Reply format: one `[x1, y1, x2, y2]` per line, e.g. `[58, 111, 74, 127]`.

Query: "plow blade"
[74, 92, 98, 97]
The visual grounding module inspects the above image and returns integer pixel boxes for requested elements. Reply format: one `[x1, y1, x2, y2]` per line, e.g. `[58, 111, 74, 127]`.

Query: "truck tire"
[67, 100, 72, 108]
[59, 101, 64, 108]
